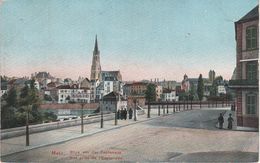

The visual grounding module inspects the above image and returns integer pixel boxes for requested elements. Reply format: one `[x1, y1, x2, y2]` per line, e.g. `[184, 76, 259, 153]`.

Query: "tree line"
[1, 80, 57, 129]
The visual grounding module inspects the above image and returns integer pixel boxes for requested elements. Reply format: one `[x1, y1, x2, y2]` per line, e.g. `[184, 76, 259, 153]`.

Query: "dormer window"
[246, 26, 257, 50]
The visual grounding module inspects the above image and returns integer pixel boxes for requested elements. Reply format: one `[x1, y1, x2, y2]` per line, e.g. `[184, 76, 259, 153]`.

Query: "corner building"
[230, 6, 259, 128]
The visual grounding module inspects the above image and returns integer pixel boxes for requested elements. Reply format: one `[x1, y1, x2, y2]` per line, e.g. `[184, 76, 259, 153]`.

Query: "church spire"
[94, 35, 99, 54]
[90, 35, 101, 81]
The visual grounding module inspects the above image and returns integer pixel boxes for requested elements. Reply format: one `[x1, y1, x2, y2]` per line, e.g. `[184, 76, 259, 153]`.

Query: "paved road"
[1, 109, 258, 162]
[147, 109, 227, 130]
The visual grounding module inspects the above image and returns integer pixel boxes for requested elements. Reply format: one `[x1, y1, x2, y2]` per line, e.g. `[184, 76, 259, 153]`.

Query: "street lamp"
[100, 94, 104, 128]
[114, 93, 118, 125]
[134, 98, 137, 121]
[166, 100, 169, 114]
[80, 100, 86, 134]
[26, 105, 32, 146]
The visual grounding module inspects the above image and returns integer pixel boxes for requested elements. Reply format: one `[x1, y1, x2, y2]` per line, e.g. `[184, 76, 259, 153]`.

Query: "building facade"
[217, 85, 226, 95]
[57, 84, 90, 104]
[101, 92, 127, 112]
[161, 88, 178, 102]
[123, 82, 148, 108]
[230, 6, 259, 128]
[155, 84, 163, 101]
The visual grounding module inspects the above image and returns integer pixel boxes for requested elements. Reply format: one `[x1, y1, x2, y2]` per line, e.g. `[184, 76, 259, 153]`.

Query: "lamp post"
[80, 100, 85, 134]
[101, 94, 104, 128]
[147, 100, 151, 118]
[134, 98, 137, 121]
[26, 105, 32, 146]
[166, 100, 169, 114]
[114, 93, 118, 125]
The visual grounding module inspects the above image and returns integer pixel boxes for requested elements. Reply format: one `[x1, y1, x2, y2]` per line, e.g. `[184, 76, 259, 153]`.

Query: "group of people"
[117, 108, 134, 120]
[218, 113, 234, 129]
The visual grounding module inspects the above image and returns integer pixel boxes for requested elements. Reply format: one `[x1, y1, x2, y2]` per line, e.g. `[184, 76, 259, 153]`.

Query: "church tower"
[90, 35, 101, 81]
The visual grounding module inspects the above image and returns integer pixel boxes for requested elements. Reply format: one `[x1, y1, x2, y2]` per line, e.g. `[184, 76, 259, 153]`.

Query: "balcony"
[229, 79, 258, 88]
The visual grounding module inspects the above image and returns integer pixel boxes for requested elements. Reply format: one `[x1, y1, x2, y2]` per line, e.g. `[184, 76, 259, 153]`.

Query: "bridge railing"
[144, 100, 235, 116]
[1, 113, 115, 140]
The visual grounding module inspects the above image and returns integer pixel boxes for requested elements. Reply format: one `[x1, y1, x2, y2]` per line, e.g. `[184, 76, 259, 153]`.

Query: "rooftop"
[237, 5, 258, 23]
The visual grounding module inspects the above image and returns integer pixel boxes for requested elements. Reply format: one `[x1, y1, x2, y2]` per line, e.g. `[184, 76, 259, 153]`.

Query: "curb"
[1, 114, 166, 158]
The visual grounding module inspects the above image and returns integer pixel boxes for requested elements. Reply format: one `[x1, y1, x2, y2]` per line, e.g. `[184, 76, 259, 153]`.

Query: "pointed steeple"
[90, 35, 101, 81]
[94, 35, 99, 54]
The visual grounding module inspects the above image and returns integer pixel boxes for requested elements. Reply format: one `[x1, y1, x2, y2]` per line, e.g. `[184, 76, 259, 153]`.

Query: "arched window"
[246, 93, 257, 115]
[246, 62, 257, 80]
[246, 26, 257, 50]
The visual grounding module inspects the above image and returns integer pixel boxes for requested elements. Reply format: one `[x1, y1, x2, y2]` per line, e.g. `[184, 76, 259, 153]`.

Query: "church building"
[89, 36, 123, 102]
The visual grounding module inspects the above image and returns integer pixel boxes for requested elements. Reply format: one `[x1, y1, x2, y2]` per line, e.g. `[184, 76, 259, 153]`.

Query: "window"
[246, 93, 257, 114]
[246, 62, 257, 80]
[246, 26, 257, 50]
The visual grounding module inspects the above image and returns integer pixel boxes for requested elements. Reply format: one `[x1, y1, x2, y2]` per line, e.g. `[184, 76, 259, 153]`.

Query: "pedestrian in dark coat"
[129, 108, 133, 119]
[124, 109, 127, 120]
[117, 110, 120, 119]
[218, 113, 224, 129]
[120, 108, 123, 120]
[228, 113, 234, 129]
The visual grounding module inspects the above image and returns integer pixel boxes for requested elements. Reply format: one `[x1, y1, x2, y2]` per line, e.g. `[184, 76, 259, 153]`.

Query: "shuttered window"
[246, 93, 257, 115]
[246, 62, 257, 80]
[246, 26, 257, 50]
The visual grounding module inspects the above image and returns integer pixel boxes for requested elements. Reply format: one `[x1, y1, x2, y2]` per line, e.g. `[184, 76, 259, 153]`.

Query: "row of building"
[1, 36, 228, 106]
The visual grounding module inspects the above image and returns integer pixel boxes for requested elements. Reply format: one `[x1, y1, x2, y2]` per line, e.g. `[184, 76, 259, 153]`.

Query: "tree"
[19, 80, 42, 125]
[189, 84, 196, 101]
[43, 111, 57, 122]
[6, 87, 17, 107]
[197, 74, 204, 101]
[210, 76, 223, 97]
[1, 92, 17, 129]
[145, 83, 156, 118]
[1, 80, 43, 129]
[44, 94, 52, 101]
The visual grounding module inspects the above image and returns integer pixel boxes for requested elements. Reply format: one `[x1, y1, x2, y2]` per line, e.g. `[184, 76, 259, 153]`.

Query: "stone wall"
[1, 113, 114, 139]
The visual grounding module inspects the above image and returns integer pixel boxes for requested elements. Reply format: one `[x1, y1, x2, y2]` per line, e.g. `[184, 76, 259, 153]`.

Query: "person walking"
[124, 108, 127, 120]
[228, 113, 234, 129]
[218, 113, 224, 129]
[120, 108, 123, 120]
[129, 108, 133, 119]
[117, 110, 120, 119]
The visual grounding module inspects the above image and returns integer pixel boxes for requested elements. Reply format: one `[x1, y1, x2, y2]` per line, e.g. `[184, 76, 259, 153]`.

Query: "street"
[1, 109, 258, 162]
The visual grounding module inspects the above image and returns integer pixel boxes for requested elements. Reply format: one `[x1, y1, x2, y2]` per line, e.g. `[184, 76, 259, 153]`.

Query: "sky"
[0, 0, 258, 81]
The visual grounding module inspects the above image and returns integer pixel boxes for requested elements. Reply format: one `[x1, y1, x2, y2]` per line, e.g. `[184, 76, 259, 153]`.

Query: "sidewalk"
[0, 113, 160, 157]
